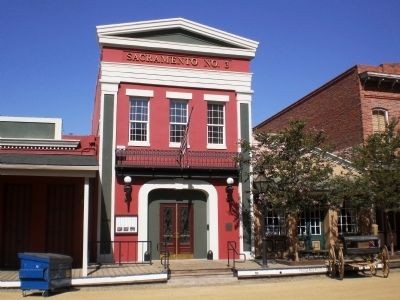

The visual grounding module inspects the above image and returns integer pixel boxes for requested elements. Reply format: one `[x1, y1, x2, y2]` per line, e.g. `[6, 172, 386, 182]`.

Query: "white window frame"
[338, 203, 358, 235]
[167, 91, 192, 148]
[264, 208, 286, 236]
[168, 99, 189, 148]
[298, 209, 322, 236]
[127, 89, 153, 147]
[205, 100, 227, 150]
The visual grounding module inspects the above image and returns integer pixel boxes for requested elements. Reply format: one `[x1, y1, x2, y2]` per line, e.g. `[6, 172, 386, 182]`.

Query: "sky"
[0, 0, 399, 135]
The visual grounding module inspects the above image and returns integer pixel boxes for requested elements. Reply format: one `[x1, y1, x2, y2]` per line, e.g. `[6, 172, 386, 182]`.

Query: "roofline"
[0, 164, 98, 171]
[254, 65, 359, 129]
[96, 18, 259, 50]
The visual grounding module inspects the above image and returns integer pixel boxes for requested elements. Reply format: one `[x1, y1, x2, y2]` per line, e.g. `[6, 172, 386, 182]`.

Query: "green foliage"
[244, 120, 335, 212]
[343, 119, 400, 210]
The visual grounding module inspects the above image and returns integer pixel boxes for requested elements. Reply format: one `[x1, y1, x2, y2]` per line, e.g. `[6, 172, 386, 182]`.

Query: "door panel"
[160, 203, 193, 259]
[1, 184, 32, 268]
[160, 204, 176, 256]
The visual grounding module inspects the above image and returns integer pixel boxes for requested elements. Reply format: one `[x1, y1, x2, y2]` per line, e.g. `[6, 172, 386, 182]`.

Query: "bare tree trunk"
[286, 213, 299, 262]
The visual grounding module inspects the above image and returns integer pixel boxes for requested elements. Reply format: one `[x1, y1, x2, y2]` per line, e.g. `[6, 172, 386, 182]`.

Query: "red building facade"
[0, 117, 98, 270]
[92, 19, 258, 262]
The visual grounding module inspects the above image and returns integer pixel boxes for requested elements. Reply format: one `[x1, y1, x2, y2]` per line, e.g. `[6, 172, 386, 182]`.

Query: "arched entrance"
[137, 179, 219, 261]
[148, 189, 207, 259]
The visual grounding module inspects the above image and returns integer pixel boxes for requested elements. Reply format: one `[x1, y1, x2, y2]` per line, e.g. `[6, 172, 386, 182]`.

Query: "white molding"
[128, 141, 150, 147]
[82, 178, 90, 277]
[126, 89, 154, 97]
[99, 36, 256, 59]
[207, 144, 227, 150]
[204, 94, 229, 102]
[97, 18, 258, 48]
[0, 167, 97, 178]
[137, 179, 219, 261]
[101, 82, 119, 93]
[237, 266, 328, 278]
[97, 18, 258, 58]
[100, 62, 253, 93]
[71, 273, 168, 286]
[0, 116, 63, 139]
[166, 91, 192, 100]
[0, 138, 80, 149]
[236, 91, 253, 102]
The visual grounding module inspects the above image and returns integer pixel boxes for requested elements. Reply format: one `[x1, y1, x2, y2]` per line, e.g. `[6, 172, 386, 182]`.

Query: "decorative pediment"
[97, 18, 258, 58]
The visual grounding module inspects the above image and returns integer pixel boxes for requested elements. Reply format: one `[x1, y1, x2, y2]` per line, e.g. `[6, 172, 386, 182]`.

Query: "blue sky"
[1, 0, 399, 135]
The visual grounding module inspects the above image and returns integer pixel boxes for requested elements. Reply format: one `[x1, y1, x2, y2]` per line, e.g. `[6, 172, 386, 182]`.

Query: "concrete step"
[170, 267, 233, 277]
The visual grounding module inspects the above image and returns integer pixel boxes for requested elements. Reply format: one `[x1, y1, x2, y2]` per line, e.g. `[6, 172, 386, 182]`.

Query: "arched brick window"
[372, 108, 388, 133]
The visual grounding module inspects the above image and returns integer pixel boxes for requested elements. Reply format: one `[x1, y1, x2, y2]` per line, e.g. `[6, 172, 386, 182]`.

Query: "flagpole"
[178, 107, 194, 168]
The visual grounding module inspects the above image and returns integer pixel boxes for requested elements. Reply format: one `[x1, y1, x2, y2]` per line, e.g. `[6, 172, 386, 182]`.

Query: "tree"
[333, 119, 400, 244]
[350, 118, 400, 211]
[242, 120, 337, 261]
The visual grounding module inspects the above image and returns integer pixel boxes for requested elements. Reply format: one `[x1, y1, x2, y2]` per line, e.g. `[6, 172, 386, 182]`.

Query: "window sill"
[207, 144, 227, 150]
[128, 141, 150, 147]
[169, 142, 190, 148]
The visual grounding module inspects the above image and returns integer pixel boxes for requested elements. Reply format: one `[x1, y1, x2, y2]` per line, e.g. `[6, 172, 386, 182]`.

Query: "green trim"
[100, 94, 114, 253]
[240, 103, 251, 251]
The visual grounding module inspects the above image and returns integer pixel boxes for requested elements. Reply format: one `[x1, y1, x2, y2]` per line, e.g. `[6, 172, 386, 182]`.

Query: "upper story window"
[170, 100, 188, 144]
[129, 98, 149, 144]
[372, 108, 388, 133]
[204, 94, 228, 149]
[167, 91, 192, 148]
[127, 89, 154, 147]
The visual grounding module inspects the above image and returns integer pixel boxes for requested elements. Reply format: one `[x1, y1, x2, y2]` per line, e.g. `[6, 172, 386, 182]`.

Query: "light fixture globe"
[123, 176, 132, 184]
[226, 177, 234, 186]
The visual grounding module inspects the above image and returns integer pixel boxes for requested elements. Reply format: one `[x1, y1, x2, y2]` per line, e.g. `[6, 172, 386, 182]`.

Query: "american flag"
[178, 107, 193, 167]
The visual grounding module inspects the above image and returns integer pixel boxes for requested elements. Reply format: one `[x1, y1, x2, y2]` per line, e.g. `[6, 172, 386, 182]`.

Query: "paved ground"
[1, 269, 399, 300]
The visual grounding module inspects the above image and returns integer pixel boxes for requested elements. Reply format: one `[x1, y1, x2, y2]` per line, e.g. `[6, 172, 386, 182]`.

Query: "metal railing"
[227, 241, 246, 269]
[89, 240, 152, 265]
[116, 148, 239, 170]
[158, 241, 170, 278]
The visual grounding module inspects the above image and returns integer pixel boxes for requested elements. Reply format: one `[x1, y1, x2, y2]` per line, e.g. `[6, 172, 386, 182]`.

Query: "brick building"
[256, 63, 400, 151]
[255, 63, 400, 251]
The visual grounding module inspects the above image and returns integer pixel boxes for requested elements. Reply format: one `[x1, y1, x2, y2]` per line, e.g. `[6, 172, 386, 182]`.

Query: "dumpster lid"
[18, 252, 73, 263]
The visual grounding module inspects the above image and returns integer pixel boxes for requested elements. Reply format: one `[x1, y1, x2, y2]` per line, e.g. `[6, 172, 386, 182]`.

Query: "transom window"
[207, 103, 225, 145]
[264, 208, 286, 236]
[298, 209, 321, 236]
[372, 108, 388, 133]
[338, 203, 358, 235]
[170, 100, 188, 144]
[129, 97, 149, 143]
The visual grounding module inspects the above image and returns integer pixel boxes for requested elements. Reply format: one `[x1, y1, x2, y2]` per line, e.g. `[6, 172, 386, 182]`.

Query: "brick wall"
[256, 67, 364, 150]
[359, 64, 400, 140]
[256, 63, 400, 151]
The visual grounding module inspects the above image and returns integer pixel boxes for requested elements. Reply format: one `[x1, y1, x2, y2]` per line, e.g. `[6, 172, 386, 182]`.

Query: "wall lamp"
[226, 177, 234, 204]
[123, 176, 132, 212]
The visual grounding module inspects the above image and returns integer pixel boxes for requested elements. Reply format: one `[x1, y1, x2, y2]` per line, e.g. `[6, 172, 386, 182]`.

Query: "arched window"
[372, 108, 388, 133]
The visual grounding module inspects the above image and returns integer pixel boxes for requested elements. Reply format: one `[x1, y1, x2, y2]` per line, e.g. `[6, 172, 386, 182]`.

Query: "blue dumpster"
[18, 252, 73, 297]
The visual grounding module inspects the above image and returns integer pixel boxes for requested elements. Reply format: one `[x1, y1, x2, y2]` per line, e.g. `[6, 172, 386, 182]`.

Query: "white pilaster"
[82, 177, 90, 277]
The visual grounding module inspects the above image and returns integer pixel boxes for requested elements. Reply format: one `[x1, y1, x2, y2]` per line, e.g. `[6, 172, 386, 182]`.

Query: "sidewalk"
[1, 255, 400, 288]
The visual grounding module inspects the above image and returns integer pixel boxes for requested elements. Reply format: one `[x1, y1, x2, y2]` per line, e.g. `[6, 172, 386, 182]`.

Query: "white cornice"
[97, 18, 258, 59]
[97, 18, 258, 48]
[100, 62, 253, 94]
[99, 36, 256, 59]
[0, 138, 80, 150]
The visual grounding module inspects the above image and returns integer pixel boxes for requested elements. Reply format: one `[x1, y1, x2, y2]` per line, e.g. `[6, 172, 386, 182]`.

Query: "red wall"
[115, 83, 238, 152]
[102, 47, 250, 72]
